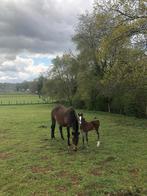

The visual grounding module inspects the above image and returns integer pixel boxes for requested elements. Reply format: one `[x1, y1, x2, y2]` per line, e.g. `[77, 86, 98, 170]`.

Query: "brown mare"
[78, 113, 100, 147]
[51, 105, 80, 151]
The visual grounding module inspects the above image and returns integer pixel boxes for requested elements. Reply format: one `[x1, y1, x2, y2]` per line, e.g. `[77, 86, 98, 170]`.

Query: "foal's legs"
[85, 132, 88, 146]
[59, 126, 64, 140]
[51, 116, 56, 139]
[82, 131, 88, 147]
[95, 127, 100, 147]
[81, 131, 85, 146]
[67, 127, 70, 147]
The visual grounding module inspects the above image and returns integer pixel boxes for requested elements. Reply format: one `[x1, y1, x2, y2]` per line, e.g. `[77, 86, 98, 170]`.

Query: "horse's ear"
[78, 113, 80, 116]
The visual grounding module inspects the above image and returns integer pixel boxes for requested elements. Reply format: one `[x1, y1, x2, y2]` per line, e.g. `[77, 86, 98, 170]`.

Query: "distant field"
[0, 104, 147, 195]
[0, 93, 50, 105]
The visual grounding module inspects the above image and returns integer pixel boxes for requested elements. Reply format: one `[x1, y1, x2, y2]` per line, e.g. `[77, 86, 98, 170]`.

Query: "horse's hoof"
[73, 146, 77, 151]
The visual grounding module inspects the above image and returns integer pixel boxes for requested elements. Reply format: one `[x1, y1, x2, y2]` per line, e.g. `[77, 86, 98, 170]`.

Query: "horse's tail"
[51, 111, 56, 139]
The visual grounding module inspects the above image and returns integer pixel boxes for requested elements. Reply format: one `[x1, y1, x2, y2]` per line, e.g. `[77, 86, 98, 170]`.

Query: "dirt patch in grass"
[0, 133, 7, 139]
[55, 171, 81, 187]
[55, 170, 70, 178]
[105, 187, 143, 196]
[128, 168, 140, 177]
[90, 167, 103, 176]
[99, 156, 116, 165]
[40, 155, 49, 160]
[76, 191, 89, 196]
[78, 182, 105, 195]
[70, 174, 81, 186]
[0, 129, 10, 139]
[0, 128, 11, 132]
[84, 182, 105, 191]
[0, 152, 12, 160]
[31, 165, 52, 174]
[38, 125, 48, 128]
[54, 185, 68, 193]
[32, 190, 49, 196]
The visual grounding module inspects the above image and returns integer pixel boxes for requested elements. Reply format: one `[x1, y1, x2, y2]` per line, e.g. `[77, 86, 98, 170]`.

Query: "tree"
[44, 54, 78, 105]
[42, 0, 147, 118]
[72, 0, 147, 116]
[37, 75, 44, 98]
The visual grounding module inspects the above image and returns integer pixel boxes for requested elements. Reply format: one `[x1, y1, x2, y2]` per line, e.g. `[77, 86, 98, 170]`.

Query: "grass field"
[0, 104, 147, 196]
[0, 94, 50, 105]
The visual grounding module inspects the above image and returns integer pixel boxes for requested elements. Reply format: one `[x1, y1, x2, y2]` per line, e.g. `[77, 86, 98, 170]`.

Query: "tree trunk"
[108, 102, 111, 113]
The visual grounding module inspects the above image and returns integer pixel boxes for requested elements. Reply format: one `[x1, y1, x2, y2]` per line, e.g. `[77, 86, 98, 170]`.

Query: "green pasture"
[0, 94, 50, 105]
[0, 104, 147, 195]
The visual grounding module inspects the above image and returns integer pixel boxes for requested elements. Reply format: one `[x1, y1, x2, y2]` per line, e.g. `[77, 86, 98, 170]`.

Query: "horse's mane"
[68, 107, 79, 131]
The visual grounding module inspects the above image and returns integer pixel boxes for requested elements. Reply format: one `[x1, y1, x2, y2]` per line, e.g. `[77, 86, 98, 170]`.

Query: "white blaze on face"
[79, 116, 82, 125]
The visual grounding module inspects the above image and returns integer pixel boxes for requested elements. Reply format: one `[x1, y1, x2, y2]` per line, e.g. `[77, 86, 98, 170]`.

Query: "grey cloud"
[0, 0, 93, 83]
[0, 66, 18, 72]
[0, 0, 93, 55]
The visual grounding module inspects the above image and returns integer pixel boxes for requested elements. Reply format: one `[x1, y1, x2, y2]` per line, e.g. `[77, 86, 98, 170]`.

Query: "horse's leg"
[51, 116, 56, 139]
[95, 127, 100, 147]
[67, 127, 71, 147]
[85, 132, 88, 146]
[59, 126, 64, 140]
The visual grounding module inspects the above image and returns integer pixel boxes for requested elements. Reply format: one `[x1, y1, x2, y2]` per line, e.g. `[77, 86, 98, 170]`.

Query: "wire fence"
[0, 101, 50, 106]
[0, 94, 52, 106]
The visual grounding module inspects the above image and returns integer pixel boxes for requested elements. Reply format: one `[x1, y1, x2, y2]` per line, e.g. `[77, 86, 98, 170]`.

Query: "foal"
[78, 113, 100, 147]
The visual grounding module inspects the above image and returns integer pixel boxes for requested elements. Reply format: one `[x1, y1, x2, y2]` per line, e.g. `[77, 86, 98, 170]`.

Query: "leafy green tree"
[36, 75, 44, 98]
[42, 0, 147, 118]
[43, 54, 78, 105]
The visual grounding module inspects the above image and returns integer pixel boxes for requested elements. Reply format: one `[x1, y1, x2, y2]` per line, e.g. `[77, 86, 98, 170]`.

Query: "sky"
[0, 0, 94, 83]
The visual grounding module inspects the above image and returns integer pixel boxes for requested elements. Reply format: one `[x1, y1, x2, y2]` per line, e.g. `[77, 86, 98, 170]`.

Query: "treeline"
[42, 1, 147, 118]
[0, 77, 44, 98]
[15, 77, 44, 98]
[0, 83, 17, 93]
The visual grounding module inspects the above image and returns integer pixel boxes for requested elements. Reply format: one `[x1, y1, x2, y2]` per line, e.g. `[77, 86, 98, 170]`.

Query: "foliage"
[43, 54, 78, 105]
[42, 0, 147, 118]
